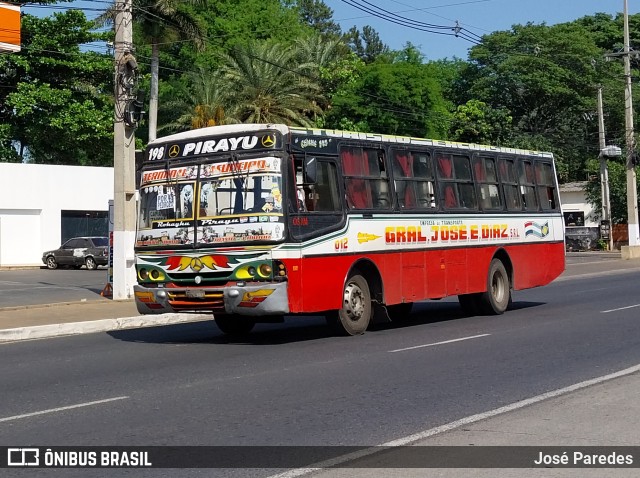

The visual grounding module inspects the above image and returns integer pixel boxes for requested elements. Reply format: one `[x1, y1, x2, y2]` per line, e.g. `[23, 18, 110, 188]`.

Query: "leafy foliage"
[0, 10, 113, 165]
[585, 158, 640, 224]
[449, 99, 512, 145]
[325, 45, 450, 138]
[218, 41, 323, 126]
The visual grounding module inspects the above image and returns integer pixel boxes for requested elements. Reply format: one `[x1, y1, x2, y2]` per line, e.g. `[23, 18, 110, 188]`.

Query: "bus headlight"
[233, 261, 274, 281]
[138, 267, 165, 282]
[258, 264, 272, 277]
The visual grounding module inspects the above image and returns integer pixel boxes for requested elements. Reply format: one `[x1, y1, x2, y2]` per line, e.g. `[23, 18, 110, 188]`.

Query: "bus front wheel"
[329, 274, 372, 336]
[479, 259, 511, 315]
[214, 314, 256, 336]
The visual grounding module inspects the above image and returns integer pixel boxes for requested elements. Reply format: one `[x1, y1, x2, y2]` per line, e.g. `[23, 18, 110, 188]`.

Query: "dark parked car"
[42, 236, 109, 270]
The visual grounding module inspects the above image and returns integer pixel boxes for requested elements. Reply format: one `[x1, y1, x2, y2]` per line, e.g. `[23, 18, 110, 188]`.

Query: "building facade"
[0, 163, 113, 267]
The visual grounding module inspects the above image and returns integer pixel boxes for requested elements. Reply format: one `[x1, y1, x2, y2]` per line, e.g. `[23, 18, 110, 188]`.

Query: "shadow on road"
[107, 299, 547, 346]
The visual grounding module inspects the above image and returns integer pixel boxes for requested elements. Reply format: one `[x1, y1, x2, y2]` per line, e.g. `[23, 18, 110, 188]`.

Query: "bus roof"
[148, 123, 553, 159]
[290, 127, 554, 159]
[146, 123, 291, 146]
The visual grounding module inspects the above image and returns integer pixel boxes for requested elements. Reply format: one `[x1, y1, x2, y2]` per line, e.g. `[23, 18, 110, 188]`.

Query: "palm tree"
[96, 0, 206, 141]
[219, 41, 324, 127]
[160, 68, 230, 132]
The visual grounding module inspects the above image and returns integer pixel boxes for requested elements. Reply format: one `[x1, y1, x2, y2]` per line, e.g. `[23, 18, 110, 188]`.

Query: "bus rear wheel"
[479, 259, 511, 315]
[330, 274, 372, 336]
[214, 314, 256, 336]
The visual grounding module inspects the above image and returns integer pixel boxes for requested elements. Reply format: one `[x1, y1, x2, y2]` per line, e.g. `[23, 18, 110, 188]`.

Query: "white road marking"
[266, 364, 640, 478]
[602, 304, 640, 313]
[0, 396, 129, 423]
[388, 334, 490, 353]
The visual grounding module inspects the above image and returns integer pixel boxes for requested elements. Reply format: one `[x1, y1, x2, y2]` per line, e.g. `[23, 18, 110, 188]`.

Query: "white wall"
[559, 187, 598, 227]
[0, 163, 113, 266]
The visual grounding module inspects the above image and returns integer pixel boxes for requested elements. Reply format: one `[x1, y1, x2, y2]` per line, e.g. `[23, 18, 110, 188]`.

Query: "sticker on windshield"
[156, 192, 175, 210]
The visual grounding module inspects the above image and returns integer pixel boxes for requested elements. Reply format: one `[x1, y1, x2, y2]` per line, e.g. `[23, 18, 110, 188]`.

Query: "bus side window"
[341, 147, 389, 210]
[535, 161, 558, 210]
[307, 161, 341, 212]
[474, 156, 503, 210]
[391, 149, 435, 210]
[519, 160, 539, 211]
[499, 157, 522, 211]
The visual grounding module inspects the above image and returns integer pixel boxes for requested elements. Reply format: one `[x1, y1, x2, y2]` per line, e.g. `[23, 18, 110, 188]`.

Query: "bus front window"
[199, 174, 283, 217]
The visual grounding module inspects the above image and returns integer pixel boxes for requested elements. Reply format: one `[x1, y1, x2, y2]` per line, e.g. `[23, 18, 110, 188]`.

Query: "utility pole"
[622, 0, 640, 257]
[112, 0, 137, 299]
[597, 87, 614, 251]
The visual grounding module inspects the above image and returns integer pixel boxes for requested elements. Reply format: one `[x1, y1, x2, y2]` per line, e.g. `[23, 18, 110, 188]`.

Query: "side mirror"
[303, 157, 317, 184]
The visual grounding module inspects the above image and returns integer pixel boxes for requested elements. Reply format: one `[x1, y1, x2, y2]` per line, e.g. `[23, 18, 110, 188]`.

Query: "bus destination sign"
[146, 132, 282, 162]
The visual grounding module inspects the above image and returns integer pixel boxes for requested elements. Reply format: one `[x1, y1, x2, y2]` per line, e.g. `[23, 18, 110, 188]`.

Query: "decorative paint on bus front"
[139, 251, 262, 274]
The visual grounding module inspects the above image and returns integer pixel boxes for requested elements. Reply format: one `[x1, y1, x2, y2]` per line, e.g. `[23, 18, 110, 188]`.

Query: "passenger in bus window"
[416, 181, 435, 208]
[372, 180, 390, 208]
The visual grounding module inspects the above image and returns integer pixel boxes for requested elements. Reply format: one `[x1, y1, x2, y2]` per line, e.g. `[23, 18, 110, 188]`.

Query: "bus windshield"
[136, 156, 285, 247]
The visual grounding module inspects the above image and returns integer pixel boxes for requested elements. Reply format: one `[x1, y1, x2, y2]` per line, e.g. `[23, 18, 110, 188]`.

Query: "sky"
[325, 0, 640, 60]
[20, 1, 640, 61]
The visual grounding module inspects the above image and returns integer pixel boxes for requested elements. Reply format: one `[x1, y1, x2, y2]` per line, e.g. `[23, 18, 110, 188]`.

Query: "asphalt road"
[1, 257, 639, 477]
[0, 268, 108, 308]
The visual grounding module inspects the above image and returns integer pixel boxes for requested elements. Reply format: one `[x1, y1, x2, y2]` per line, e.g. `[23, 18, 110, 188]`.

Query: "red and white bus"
[134, 124, 565, 335]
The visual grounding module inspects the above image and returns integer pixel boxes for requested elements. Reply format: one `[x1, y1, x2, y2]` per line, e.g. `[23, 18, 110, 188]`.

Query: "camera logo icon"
[7, 448, 40, 466]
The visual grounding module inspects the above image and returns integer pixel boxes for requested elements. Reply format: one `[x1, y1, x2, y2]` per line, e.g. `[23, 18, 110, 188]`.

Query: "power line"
[338, 0, 481, 45]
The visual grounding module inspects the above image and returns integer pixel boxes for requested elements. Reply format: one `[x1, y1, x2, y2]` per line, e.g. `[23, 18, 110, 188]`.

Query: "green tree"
[0, 11, 113, 165]
[294, 0, 342, 37]
[585, 159, 640, 225]
[160, 68, 230, 132]
[218, 41, 323, 126]
[344, 25, 389, 64]
[449, 99, 512, 145]
[325, 47, 450, 138]
[457, 20, 627, 181]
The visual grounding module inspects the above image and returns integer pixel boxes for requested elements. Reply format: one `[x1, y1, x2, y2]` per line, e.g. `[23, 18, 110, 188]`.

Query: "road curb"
[0, 313, 212, 343]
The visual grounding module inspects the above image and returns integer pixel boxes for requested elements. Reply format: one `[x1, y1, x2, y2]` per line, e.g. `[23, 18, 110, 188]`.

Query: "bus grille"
[166, 290, 225, 312]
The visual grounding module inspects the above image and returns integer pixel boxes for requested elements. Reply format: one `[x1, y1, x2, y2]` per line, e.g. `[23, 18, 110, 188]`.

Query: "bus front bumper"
[133, 282, 290, 316]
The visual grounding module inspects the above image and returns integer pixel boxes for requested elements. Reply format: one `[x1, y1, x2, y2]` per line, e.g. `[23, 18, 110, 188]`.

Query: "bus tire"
[458, 293, 481, 316]
[215, 314, 256, 336]
[331, 274, 372, 336]
[479, 259, 510, 315]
